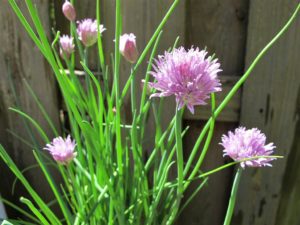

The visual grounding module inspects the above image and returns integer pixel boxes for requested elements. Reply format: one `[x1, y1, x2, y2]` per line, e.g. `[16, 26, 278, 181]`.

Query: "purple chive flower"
[62, 1, 76, 21]
[77, 19, 106, 47]
[220, 127, 276, 168]
[59, 35, 75, 58]
[44, 135, 77, 165]
[148, 47, 222, 114]
[119, 33, 139, 63]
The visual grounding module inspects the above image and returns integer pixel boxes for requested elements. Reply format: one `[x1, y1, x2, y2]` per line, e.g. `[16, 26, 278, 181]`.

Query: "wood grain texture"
[180, 0, 249, 224]
[275, 90, 300, 225]
[234, 1, 300, 224]
[186, 0, 249, 75]
[0, 0, 60, 217]
[179, 121, 235, 225]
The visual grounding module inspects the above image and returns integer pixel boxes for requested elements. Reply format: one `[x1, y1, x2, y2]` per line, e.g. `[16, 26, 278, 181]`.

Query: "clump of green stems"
[0, 0, 298, 225]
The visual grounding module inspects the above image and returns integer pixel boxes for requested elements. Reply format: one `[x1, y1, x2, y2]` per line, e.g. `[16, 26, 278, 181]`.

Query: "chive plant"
[0, 0, 299, 224]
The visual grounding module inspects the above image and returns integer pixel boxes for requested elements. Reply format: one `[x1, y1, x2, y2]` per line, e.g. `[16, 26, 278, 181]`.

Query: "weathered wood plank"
[180, 0, 249, 224]
[234, 1, 300, 224]
[0, 0, 60, 217]
[275, 91, 300, 225]
[183, 75, 241, 122]
[179, 121, 236, 225]
[186, 0, 249, 75]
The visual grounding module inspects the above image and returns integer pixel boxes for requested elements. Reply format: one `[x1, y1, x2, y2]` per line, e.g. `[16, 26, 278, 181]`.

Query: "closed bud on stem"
[62, 1, 76, 21]
[77, 19, 106, 47]
[120, 33, 139, 63]
[59, 35, 75, 58]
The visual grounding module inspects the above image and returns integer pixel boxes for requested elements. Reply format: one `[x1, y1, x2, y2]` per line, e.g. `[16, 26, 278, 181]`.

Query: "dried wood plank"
[234, 1, 300, 224]
[183, 75, 241, 122]
[180, 0, 249, 224]
[0, 0, 60, 217]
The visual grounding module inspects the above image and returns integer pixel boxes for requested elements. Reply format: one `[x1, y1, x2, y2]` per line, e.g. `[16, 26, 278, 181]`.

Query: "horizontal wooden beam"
[183, 75, 241, 122]
[61, 69, 102, 77]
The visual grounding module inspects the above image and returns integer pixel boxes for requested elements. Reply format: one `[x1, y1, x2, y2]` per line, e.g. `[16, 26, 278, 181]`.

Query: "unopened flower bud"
[59, 35, 75, 58]
[62, 1, 76, 21]
[119, 33, 138, 63]
[77, 19, 106, 47]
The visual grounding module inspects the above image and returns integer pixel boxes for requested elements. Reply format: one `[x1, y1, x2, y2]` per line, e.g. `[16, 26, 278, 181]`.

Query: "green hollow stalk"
[33, 151, 72, 225]
[131, 68, 137, 113]
[164, 156, 283, 190]
[0, 145, 61, 225]
[114, 0, 125, 224]
[175, 108, 184, 195]
[139, 31, 163, 114]
[20, 197, 50, 225]
[114, 0, 123, 176]
[184, 3, 300, 176]
[71, 22, 84, 60]
[96, 0, 105, 72]
[184, 93, 215, 190]
[166, 107, 184, 224]
[223, 168, 242, 225]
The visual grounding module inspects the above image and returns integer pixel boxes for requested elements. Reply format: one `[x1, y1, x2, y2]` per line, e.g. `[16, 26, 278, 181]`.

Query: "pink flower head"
[77, 19, 106, 47]
[119, 33, 139, 63]
[62, 1, 76, 21]
[220, 127, 276, 168]
[148, 47, 222, 114]
[59, 35, 75, 58]
[44, 135, 77, 165]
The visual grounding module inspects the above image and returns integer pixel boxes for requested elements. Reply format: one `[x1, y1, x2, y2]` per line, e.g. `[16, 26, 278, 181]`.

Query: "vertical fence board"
[0, 0, 60, 217]
[276, 92, 300, 225]
[180, 121, 236, 225]
[179, 0, 249, 224]
[234, 1, 300, 224]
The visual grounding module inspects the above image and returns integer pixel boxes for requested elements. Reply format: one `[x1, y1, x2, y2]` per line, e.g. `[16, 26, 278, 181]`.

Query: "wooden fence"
[0, 0, 299, 224]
